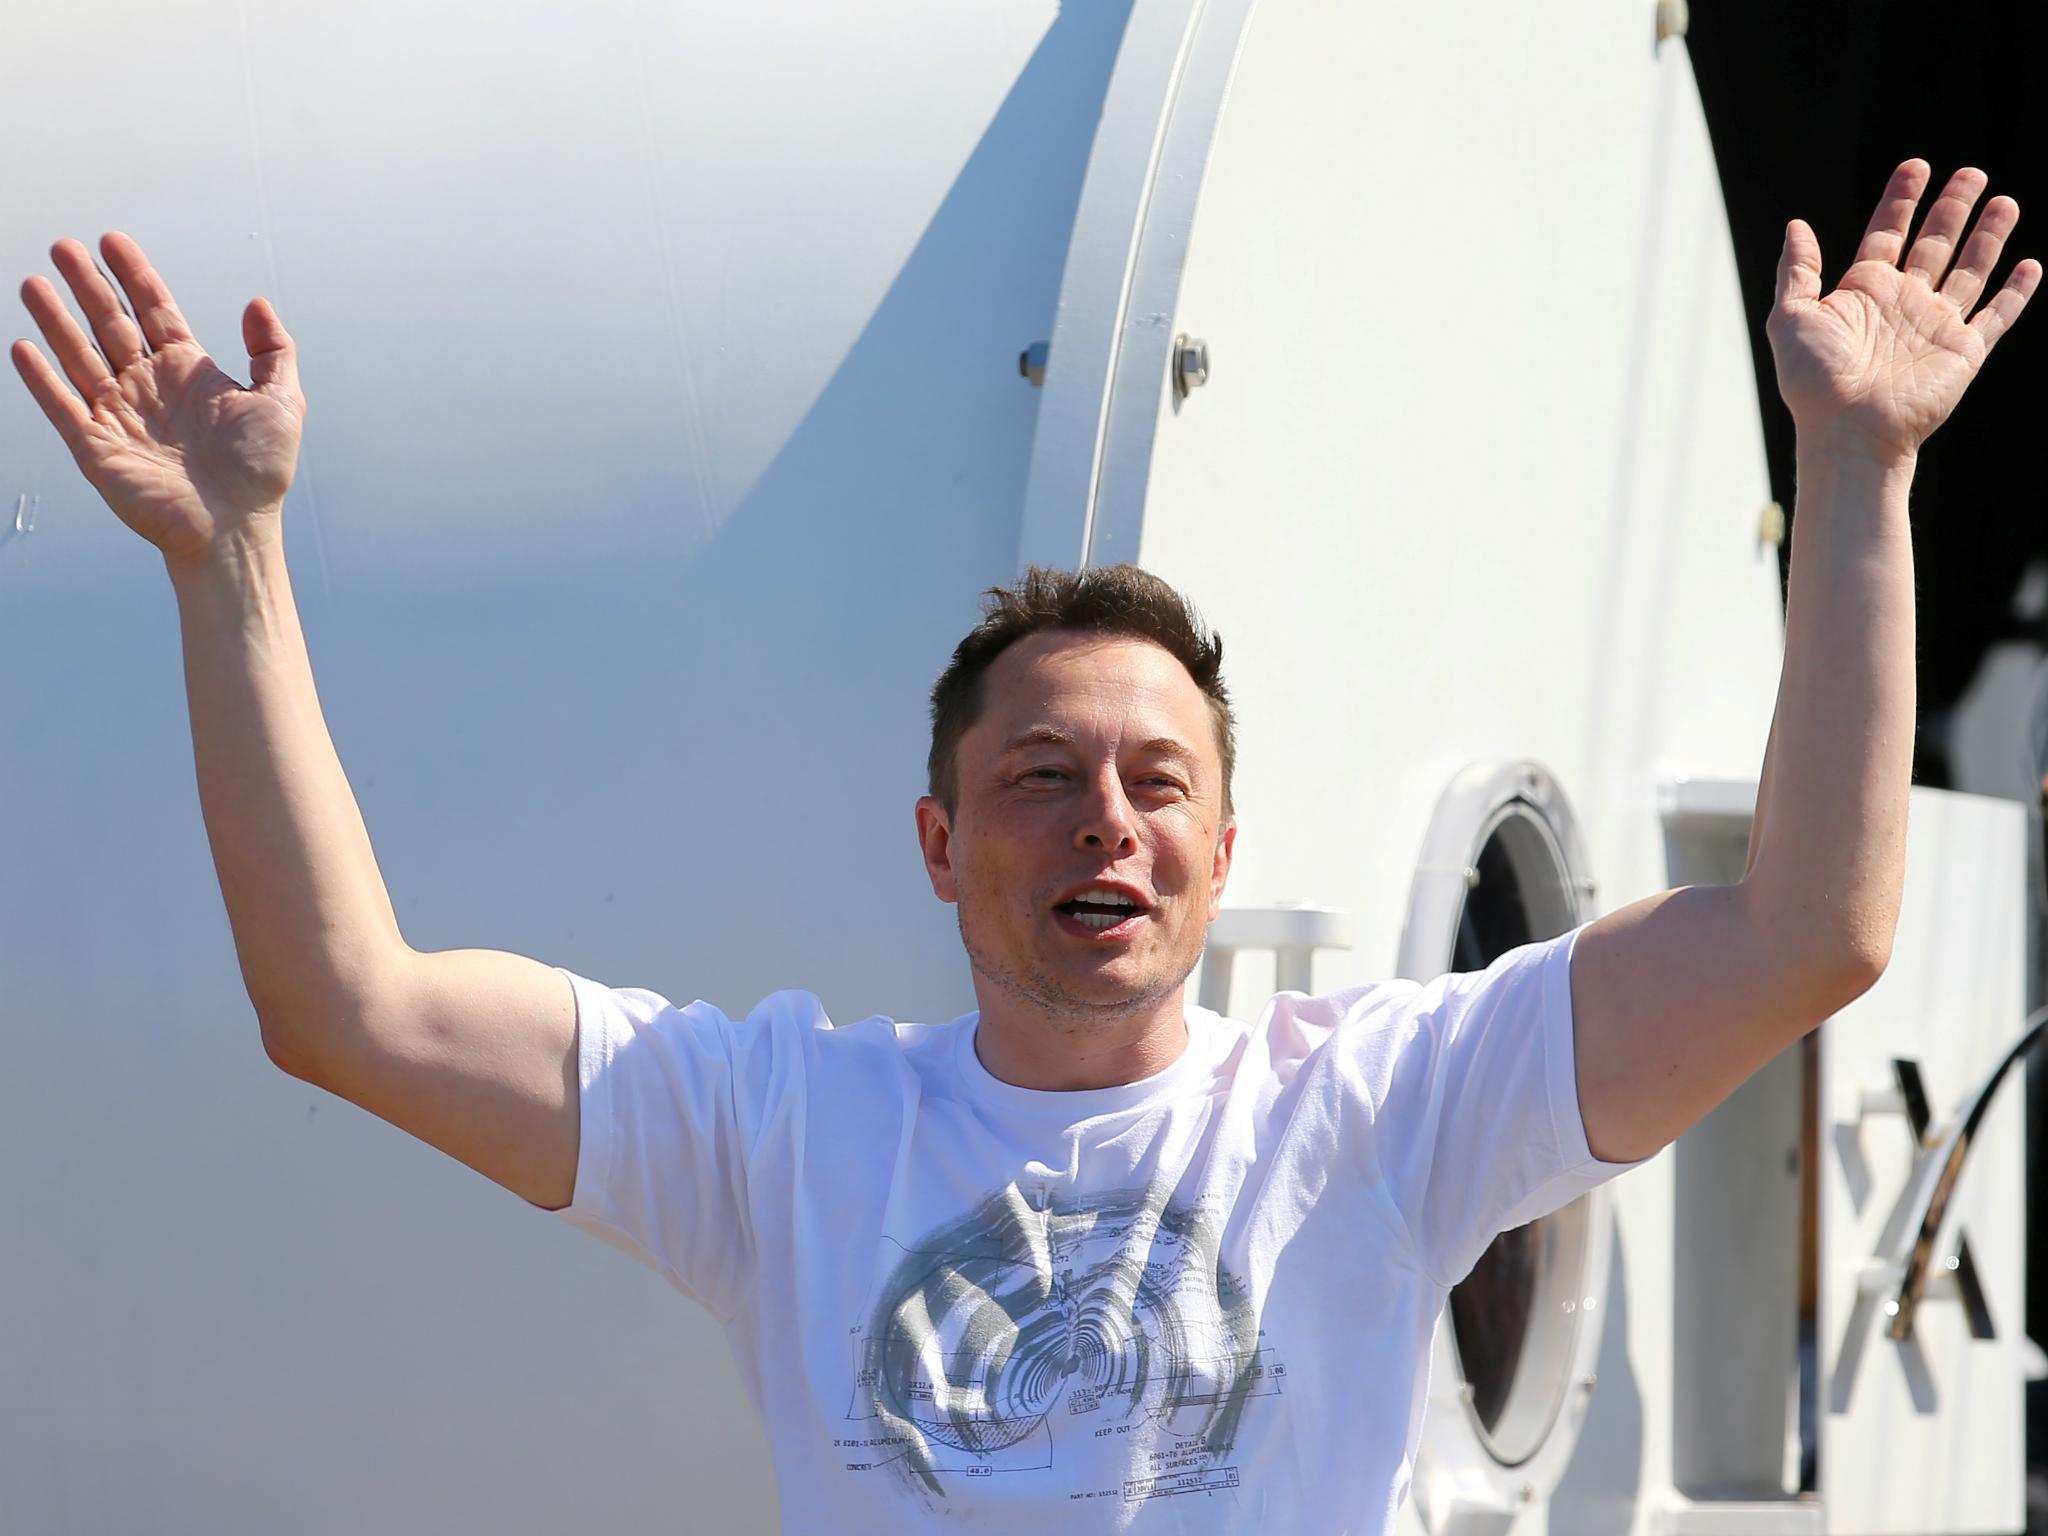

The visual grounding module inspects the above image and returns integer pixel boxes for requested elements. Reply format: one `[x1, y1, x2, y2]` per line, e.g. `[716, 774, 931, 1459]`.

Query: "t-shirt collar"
[950, 1004, 1225, 1119]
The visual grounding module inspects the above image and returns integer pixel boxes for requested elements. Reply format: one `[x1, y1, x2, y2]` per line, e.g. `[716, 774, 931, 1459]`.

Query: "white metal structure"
[0, 2, 2029, 1533]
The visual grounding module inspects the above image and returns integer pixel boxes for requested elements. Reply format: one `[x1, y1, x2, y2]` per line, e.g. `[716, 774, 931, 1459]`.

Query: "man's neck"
[969, 987, 1192, 1092]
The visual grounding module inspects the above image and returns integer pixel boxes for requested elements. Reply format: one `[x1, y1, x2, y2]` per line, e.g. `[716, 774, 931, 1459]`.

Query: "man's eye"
[1023, 767, 1069, 782]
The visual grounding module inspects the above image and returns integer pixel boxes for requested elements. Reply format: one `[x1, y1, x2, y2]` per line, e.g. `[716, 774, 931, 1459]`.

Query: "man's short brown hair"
[927, 564, 1235, 816]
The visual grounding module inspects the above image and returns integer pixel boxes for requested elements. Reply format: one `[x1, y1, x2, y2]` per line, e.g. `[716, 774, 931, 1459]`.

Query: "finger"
[1967, 256, 2041, 353]
[1775, 219, 1824, 308]
[1854, 159, 1933, 267]
[1940, 194, 2019, 315]
[50, 237, 148, 372]
[242, 298, 300, 401]
[1904, 166, 1989, 288]
[99, 231, 196, 352]
[19, 273, 113, 399]
[10, 339, 93, 448]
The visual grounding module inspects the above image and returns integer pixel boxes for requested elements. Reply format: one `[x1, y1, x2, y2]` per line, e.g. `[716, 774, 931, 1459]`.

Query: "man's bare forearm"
[165, 523, 409, 1057]
[1741, 439, 1917, 983]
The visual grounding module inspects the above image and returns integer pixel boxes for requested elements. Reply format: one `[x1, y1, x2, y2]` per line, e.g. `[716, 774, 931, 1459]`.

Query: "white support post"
[1198, 903, 1353, 1014]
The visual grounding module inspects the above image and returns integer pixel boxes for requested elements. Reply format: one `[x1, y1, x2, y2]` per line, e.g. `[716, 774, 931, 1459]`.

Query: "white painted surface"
[1817, 791, 2028, 1536]
[1018, 0, 1225, 572]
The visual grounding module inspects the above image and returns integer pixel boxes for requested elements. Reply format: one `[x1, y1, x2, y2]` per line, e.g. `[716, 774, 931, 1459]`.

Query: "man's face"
[915, 631, 1235, 1022]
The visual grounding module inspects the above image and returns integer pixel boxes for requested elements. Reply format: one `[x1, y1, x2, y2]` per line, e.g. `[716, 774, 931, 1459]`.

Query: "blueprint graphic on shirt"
[838, 1184, 1285, 1506]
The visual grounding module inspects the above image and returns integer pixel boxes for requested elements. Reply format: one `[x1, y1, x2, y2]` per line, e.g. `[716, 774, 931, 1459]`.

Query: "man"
[11, 160, 2036, 1531]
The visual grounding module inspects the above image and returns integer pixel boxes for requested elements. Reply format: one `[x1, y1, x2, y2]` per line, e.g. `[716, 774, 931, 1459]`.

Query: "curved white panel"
[0, 4, 1131, 1531]
[1111, 16, 1781, 974]
[1018, 0, 1257, 572]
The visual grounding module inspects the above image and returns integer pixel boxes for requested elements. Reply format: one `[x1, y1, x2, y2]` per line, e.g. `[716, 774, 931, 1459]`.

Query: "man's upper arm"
[1570, 882, 1882, 1164]
[271, 946, 582, 1211]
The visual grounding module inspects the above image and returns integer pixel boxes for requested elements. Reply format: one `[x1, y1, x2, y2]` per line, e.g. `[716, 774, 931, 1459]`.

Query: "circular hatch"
[1395, 761, 1616, 1523]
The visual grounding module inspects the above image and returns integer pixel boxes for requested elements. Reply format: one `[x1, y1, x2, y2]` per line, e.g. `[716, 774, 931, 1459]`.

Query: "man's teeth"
[1064, 889, 1140, 929]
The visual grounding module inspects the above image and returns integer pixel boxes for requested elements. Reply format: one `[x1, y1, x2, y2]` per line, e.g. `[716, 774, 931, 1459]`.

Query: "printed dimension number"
[1124, 1466, 1241, 1501]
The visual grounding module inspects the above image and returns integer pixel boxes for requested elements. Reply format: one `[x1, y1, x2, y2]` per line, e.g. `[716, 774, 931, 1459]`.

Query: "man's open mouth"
[1052, 884, 1151, 935]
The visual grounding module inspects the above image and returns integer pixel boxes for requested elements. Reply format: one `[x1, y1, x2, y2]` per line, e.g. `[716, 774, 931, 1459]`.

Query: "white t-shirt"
[550, 924, 1640, 1534]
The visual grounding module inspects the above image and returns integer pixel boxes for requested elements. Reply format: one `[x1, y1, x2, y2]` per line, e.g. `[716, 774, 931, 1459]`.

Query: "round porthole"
[1395, 761, 1616, 1522]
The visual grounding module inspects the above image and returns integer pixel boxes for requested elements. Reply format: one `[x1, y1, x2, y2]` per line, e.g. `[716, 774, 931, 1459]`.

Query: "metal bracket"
[1881, 1012, 2047, 1340]
[1855, 1056, 1932, 1143]
[1843, 1011, 2048, 1368]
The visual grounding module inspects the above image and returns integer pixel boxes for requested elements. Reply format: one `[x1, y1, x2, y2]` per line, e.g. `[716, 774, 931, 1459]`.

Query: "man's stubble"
[953, 897, 1200, 1033]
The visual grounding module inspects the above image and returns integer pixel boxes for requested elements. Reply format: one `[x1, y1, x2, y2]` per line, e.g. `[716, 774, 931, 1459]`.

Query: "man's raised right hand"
[12, 232, 303, 569]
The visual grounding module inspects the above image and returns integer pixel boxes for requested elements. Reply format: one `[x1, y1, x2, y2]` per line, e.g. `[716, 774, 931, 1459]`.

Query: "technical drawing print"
[838, 1184, 1286, 1507]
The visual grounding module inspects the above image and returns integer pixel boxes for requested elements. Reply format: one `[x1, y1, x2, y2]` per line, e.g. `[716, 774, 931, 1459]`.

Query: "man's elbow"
[1742, 881, 1897, 1022]
[245, 951, 410, 1086]
[1799, 914, 1895, 1017]
[257, 1009, 325, 1083]
[1840, 923, 1894, 997]
[253, 987, 371, 1089]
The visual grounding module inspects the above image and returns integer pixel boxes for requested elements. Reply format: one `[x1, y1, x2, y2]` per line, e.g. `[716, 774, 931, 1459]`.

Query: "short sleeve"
[1367, 924, 1649, 1287]
[550, 969, 814, 1322]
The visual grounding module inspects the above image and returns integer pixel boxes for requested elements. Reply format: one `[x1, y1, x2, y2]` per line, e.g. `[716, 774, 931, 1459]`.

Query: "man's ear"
[915, 795, 960, 903]
[1207, 817, 1236, 922]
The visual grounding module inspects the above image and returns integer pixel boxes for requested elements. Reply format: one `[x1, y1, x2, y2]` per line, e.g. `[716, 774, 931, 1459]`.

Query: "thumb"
[242, 297, 301, 402]
[1775, 219, 1823, 311]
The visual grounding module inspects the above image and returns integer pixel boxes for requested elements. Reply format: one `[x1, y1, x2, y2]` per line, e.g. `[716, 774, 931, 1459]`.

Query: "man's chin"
[959, 917, 1197, 1020]
[1034, 951, 1194, 1015]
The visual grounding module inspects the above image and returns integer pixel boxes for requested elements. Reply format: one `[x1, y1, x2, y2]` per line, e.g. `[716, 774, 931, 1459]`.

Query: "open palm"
[1768, 161, 2038, 464]
[11, 233, 303, 568]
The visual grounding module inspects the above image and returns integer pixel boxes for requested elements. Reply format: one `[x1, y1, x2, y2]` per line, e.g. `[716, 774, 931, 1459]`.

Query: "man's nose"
[1074, 771, 1139, 852]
